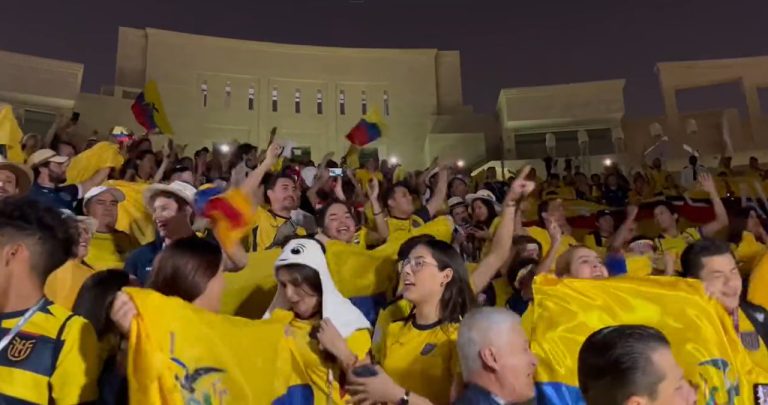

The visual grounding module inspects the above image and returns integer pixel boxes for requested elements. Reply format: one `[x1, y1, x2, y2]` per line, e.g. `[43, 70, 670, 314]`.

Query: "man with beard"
[0, 157, 32, 200]
[26, 148, 109, 211]
[239, 142, 306, 251]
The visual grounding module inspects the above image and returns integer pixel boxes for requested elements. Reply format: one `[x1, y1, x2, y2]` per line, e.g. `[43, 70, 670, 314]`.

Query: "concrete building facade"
[73, 27, 485, 168]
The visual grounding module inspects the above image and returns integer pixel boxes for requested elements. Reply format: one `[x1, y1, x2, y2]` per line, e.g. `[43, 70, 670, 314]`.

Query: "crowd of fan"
[2, 126, 768, 405]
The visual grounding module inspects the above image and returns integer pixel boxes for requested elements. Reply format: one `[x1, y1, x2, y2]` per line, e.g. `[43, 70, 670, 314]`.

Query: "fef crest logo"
[7, 336, 35, 361]
[697, 358, 739, 405]
[169, 333, 229, 405]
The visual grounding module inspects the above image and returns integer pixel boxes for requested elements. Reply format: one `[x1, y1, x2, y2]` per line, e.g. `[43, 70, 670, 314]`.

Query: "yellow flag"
[66, 142, 125, 185]
[125, 288, 312, 404]
[106, 180, 155, 245]
[0, 105, 25, 163]
[530, 275, 768, 404]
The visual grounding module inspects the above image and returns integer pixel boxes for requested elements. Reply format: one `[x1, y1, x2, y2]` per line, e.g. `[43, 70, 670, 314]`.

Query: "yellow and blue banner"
[530, 275, 768, 404]
[125, 288, 312, 405]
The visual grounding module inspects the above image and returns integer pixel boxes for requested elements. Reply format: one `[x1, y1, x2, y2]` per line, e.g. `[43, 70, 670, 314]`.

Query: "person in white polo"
[26, 148, 110, 211]
[82, 186, 140, 271]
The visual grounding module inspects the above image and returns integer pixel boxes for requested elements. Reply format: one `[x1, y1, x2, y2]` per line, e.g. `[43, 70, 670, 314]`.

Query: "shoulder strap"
[48, 313, 76, 405]
[741, 302, 768, 348]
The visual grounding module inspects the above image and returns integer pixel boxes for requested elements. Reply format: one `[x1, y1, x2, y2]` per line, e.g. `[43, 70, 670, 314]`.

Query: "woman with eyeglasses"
[347, 168, 536, 405]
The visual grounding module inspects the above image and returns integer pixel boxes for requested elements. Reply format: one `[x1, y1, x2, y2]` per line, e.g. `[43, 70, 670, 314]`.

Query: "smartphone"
[71, 112, 80, 123]
[351, 364, 379, 378]
[329, 168, 343, 177]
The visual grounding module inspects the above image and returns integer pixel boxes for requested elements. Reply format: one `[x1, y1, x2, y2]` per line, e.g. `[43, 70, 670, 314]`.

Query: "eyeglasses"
[399, 257, 439, 273]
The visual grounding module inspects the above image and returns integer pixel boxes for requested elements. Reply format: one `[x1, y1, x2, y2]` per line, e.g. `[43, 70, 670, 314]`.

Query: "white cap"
[143, 181, 196, 208]
[448, 196, 466, 210]
[83, 186, 126, 206]
[264, 238, 370, 337]
[27, 149, 69, 168]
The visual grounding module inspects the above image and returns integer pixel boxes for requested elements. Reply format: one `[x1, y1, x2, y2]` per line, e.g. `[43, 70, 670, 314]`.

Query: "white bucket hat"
[143, 181, 196, 208]
[264, 238, 370, 337]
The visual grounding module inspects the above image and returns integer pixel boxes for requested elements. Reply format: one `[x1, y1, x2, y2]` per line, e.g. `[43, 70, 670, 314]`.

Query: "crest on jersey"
[7, 336, 35, 361]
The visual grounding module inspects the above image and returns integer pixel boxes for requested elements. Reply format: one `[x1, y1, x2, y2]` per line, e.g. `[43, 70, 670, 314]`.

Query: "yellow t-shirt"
[647, 168, 671, 193]
[738, 309, 768, 372]
[286, 312, 371, 404]
[749, 253, 768, 310]
[625, 254, 654, 277]
[386, 215, 426, 243]
[479, 217, 502, 259]
[372, 299, 412, 358]
[0, 300, 100, 404]
[491, 278, 515, 308]
[654, 227, 701, 273]
[85, 231, 140, 271]
[377, 319, 460, 405]
[735, 231, 766, 274]
[526, 226, 580, 271]
[44, 260, 94, 311]
[246, 206, 307, 252]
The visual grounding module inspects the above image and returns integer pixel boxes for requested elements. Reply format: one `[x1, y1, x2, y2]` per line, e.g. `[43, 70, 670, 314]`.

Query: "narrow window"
[201, 81, 208, 108]
[224, 81, 232, 108]
[294, 89, 301, 114]
[271, 86, 278, 112]
[316, 90, 323, 115]
[339, 90, 346, 115]
[248, 84, 255, 111]
[383, 90, 390, 116]
[361, 90, 368, 115]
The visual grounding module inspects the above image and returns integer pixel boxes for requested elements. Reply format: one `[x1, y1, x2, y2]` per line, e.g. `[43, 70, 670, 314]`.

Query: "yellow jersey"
[43, 260, 94, 311]
[0, 300, 99, 404]
[85, 230, 140, 271]
[377, 319, 460, 405]
[372, 299, 412, 357]
[735, 231, 766, 273]
[653, 227, 701, 273]
[246, 206, 307, 252]
[285, 311, 371, 404]
[625, 254, 654, 277]
[386, 214, 426, 243]
[749, 254, 768, 310]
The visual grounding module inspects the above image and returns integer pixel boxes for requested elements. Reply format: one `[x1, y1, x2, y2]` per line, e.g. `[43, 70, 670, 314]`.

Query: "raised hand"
[506, 165, 536, 204]
[698, 172, 716, 194]
[263, 142, 283, 167]
[367, 177, 380, 200]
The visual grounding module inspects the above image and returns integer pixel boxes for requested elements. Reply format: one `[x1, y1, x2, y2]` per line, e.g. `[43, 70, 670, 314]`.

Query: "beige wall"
[81, 27, 475, 168]
[0, 49, 83, 115]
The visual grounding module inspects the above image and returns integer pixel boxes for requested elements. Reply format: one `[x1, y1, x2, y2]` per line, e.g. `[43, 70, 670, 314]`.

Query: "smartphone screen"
[329, 168, 343, 177]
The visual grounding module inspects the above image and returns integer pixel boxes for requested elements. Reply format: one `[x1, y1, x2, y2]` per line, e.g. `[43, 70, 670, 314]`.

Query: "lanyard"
[0, 298, 46, 353]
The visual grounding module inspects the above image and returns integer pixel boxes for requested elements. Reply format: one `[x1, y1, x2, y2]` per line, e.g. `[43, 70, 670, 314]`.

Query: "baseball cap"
[83, 186, 126, 206]
[448, 196, 466, 210]
[143, 181, 196, 208]
[27, 149, 69, 168]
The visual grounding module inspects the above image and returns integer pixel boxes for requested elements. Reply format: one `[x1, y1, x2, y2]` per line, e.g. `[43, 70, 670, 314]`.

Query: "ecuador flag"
[131, 80, 174, 135]
[530, 275, 768, 405]
[345, 110, 383, 147]
[66, 142, 125, 185]
[125, 288, 312, 405]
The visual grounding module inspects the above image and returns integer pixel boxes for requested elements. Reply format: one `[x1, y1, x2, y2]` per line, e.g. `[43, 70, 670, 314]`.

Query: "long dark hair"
[414, 239, 475, 324]
[471, 198, 497, 229]
[72, 270, 131, 339]
[277, 263, 323, 317]
[148, 236, 222, 303]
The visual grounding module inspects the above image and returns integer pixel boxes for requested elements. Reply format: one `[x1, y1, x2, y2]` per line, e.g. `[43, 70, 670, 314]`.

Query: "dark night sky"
[1, 0, 768, 116]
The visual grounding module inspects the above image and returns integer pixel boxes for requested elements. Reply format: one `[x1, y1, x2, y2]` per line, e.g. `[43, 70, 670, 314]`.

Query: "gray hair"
[457, 307, 522, 379]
